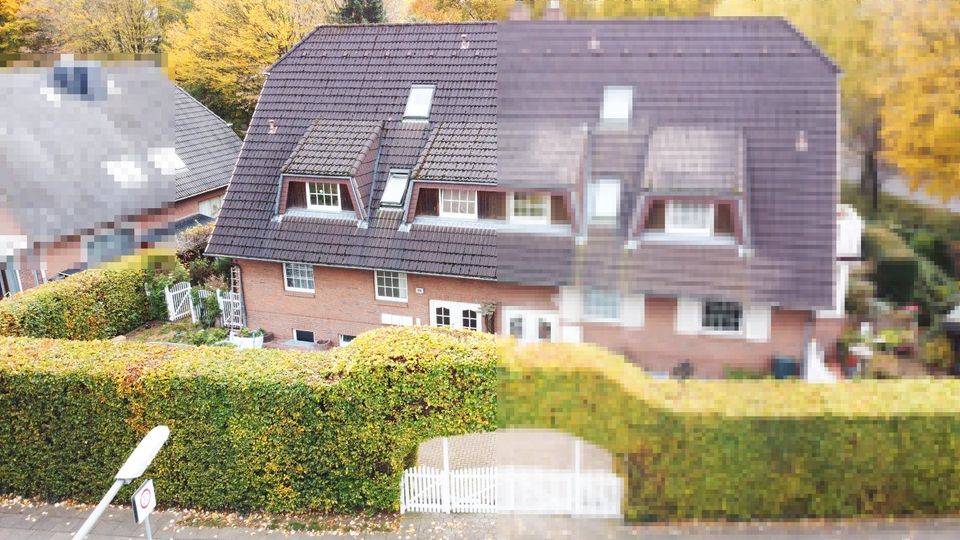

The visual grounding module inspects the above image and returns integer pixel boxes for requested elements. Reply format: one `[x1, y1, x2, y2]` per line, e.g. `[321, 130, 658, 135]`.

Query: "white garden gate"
[400, 438, 622, 517]
[217, 290, 245, 329]
[164, 281, 192, 321]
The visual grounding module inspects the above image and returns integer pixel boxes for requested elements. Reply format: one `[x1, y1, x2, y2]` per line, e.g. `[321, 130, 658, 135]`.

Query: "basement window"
[381, 170, 410, 207]
[403, 84, 436, 120]
[293, 329, 315, 343]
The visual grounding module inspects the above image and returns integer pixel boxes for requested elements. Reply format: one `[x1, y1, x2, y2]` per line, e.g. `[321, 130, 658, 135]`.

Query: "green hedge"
[5, 328, 960, 520]
[0, 327, 498, 512]
[862, 225, 919, 303]
[0, 251, 180, 339]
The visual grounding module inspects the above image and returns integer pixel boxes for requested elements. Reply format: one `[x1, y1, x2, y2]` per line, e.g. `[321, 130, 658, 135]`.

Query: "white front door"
[430, 300, 482, 331]
[502, 308, 560, 344]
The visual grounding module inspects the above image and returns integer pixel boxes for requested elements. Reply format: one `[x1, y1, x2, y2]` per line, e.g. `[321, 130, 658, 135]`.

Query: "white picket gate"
[191, 289, 216, 324]
[164, 281, 193, 321]
[217, 290, 245, 329]
[400, 438, 622, 517]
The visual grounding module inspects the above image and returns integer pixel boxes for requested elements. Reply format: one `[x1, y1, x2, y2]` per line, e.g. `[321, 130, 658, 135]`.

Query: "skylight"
[381, 170, 410, 206]
[601, 86, 633, 122]
[403, 84, 436, 120]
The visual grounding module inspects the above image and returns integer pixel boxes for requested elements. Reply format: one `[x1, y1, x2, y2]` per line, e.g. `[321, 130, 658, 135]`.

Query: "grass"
[126, 321, 230, 346]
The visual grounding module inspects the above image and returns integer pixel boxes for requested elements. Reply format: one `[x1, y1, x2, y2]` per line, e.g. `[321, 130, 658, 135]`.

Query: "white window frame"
[339, 334, 356, 346]
[374, 270, 408, 302]
[601, 85, 633, 122]
[587, 179, 620, 224]
[306, 182, 341, 212]
[198, 194, 224, 218]
[501, 308, 560, 344]
[403, 84, 436, 120]
[430, 300, 482, 331]
[700, 300, 744, 335]
[293, 329, 315, 343]
[381, 169, 410, 207]
[582, 288, 621, 322]
[283, 262, 315, 293]
[439, 189, 478, 219]
[665, 201, 714, 236]
[509, 192, 550, 225]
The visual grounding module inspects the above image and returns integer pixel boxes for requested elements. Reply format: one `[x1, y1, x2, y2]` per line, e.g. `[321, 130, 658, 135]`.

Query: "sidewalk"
[6, 499, 960, 540]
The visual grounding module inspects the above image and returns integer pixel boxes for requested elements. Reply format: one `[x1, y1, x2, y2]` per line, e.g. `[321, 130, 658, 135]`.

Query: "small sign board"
[131, 479, 156, 524]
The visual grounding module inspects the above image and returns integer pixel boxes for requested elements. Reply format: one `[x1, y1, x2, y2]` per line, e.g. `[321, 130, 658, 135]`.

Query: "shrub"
[189, 327, 228, 346]
[921, 335, 953, 370]
[176, 223, 215, 263]
[863, 225, 919, 304]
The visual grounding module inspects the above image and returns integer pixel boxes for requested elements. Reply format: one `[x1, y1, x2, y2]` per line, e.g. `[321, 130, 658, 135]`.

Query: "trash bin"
[772, 356, 800, 379]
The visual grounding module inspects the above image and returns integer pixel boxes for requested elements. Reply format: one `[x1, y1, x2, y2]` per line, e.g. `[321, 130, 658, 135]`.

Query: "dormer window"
[403, 84, 435, 120]
[307, 182, 341, 211]
[601, 86, 632, 123]
[588, 179, 620, 224]
[665, 201, 713, 236]
[510, 192, 550, 224]
[381, 170, 410, 207]
[439, 189, 477, 219]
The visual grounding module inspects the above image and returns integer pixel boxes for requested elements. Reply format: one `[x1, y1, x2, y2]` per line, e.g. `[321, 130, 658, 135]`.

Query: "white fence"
[400, 439, 622, 517]
[164, 281, 192, 321]
[191, 289, 215, 324]
[217, 290, 245, 329]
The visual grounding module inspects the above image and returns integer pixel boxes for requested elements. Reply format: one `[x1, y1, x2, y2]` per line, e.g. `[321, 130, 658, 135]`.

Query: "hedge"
[0, 251, 179, 339]
[862, 225, 919, 304]
[5, 328, 960, 520]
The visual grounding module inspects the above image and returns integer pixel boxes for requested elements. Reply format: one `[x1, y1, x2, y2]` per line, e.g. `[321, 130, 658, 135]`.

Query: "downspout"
[801, 309, 815, 379]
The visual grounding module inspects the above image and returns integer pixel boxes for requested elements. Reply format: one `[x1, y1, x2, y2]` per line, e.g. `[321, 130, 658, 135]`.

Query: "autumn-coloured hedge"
[4, 328, 960, 520]
[0, 327, 498, 512]
[0, 251, 180, 339]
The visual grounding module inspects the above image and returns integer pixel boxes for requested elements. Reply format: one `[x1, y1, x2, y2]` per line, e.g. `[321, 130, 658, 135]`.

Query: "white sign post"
[131, 479, 156, 539]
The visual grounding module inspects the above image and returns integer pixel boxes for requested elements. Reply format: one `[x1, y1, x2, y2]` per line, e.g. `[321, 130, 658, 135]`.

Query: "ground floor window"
[702, 300, 742, 333]
[502, 308, 558, 344]
[430, 300, 482, 331]
[293, 329, 315, 343]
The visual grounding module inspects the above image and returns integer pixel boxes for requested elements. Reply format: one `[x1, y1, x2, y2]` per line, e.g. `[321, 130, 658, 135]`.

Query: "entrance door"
[430, 300, 482, 331]
[502, 308, 559, 344]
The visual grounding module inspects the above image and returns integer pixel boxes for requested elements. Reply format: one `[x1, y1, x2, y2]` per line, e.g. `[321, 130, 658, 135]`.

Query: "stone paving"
[9, 500, 960, 540]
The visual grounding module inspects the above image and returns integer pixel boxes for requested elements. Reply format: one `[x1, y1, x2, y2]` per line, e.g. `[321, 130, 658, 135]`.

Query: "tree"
[876, 0, 960, 201]
[0, 0, 38, 52]
[410, 0, 714, 22]
[330, 0, 384, 23]
[714, 0, 888, 208]
[167, 0, 331, 132]
[18, 0, 185, 53]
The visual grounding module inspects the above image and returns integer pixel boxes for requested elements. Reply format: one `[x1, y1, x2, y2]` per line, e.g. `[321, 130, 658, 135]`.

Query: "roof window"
[381, 169, 410, 207]
[601, 86, 632, 122]
[403, 84, 435, 120]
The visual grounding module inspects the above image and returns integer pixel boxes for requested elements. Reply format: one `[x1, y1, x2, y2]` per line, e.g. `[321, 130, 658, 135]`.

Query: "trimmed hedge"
[0, 327, 498, 512]
[862, 225, 919, 303]
[5, 328, 960, 520]
[0, 251, 179, 340]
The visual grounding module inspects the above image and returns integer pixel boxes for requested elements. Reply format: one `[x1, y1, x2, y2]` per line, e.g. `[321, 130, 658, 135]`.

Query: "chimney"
[543, 0, 565, 21]
[508, 0, 531, 21]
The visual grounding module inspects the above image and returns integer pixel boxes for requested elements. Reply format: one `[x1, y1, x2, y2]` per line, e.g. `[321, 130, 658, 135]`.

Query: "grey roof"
[175, 88, 243, 200]
[208, 18, 840, 309]
[282, 119, 383, 177]
[0, 62, 176, 248]
[413, 122, 496, 183]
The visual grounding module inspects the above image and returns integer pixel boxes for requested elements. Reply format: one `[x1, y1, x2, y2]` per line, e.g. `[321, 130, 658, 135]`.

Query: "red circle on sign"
[139, 488, 152, 508]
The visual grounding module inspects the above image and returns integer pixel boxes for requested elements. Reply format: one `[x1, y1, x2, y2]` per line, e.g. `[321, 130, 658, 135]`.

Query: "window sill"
[698, 329, 744, 339]
[375, 298, 408, 307]
[640, 232, 737, 246]
[283, 289, 316, 298]
[283, 208, 358, 221]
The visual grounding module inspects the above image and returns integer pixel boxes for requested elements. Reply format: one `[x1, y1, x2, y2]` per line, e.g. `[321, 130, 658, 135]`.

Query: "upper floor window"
[665, 201, 713, 236]
[403, 84, 435, 120]
[440, 189, 477, 219]
[283, 262, 315, 293]
[510, 192, 550, 224]
[381, 170, 410, 207]
[588, 180, 620, 224]
[702, 300, 742, 333]
[307, 182, 341, 211]
[601, 86, 633, 122]
[374, 270, 408, 301]
[583, 288, 620, 321]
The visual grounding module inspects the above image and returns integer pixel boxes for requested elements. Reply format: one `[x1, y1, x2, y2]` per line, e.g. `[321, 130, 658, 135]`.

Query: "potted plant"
[228, 327, 265, 349]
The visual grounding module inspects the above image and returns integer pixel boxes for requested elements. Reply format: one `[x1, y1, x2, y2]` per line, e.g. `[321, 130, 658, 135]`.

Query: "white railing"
[400, 438, 622, 517]
[164, 282, 192, 321]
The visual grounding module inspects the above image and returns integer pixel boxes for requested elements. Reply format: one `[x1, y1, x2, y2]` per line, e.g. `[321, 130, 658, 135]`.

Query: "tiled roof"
[283, 119, 383, 177]
[175, 88, 243, 200]
[413, 122, 496, 183]
[643, 127, 744, 192]
[208, 19, 840, 309]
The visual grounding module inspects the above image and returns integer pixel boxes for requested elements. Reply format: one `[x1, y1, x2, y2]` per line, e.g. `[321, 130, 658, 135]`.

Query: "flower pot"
[228, 333, 264, 349]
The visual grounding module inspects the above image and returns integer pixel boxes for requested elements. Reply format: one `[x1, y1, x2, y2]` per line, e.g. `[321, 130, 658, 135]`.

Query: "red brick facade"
[237, 258, 844, 377]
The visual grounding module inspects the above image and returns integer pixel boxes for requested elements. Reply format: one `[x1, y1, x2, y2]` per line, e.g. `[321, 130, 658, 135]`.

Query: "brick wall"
[171, 188, 227, 221]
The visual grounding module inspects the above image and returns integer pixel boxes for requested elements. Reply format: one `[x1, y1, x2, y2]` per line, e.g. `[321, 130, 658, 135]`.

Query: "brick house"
[0, 60, 241, 294]
[207, 17, 860, 376]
